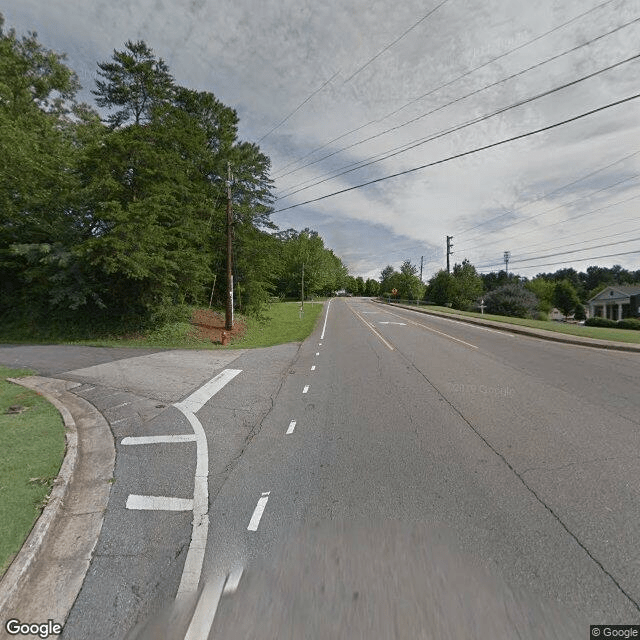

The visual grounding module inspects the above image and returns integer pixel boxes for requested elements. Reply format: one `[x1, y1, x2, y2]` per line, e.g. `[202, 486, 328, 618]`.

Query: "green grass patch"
[391, 303, 640, 344]
[0, 366, 65, 576]
[230, 302, 324, 348]
[0, 302, 326, 350]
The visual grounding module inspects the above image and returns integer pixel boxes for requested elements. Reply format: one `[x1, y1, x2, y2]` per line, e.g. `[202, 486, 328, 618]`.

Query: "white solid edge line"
[126, 495, 193, 511]
[121, 434, 197, 445]
[184, 574, 227, 640]
[399, 305, 515, 336]
[321, 298, 332, 339]
[173, 368, 242, 598]
[247, 493, 270, 531]
[286, 420, 296, 434]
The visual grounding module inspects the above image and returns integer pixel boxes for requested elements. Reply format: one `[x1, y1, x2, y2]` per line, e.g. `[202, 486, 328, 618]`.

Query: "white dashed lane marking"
[248, 492, 271, 531]
[303, 385, 309, 394]
[286, 420, 296, 435]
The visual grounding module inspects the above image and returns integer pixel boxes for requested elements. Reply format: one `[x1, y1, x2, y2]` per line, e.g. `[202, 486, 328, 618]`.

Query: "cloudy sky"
[4, 0, 640, 280]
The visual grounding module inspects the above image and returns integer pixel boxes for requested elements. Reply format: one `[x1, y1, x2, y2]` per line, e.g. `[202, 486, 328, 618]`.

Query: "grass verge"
[391, 303, 640, 344]
[231, 302, 324, 348]
[0, 302, 326, 350]
[0, 366, 65, 577]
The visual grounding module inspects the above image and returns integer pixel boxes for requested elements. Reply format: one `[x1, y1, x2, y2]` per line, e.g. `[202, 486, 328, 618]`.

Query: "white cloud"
[4, 0, 639, 278]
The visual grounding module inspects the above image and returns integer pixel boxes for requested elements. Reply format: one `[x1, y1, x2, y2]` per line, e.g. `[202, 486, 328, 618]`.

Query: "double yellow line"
[347, 304, 395, 350]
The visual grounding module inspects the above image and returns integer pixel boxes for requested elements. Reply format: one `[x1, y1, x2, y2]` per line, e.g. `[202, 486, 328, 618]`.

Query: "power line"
[257, 70, 341, 143]
[342, 0, 451, 84]
[457, 188, 640, 256]
[456, 172, 640, 254]
[476, 236, 640, 269]
[512, 218, 640, 255]
[276, 14, 640, 185]
[501, 226, 640, 263]
[271, 0, 619, 177]
[480, 250, 640, 273]
[276, 54, 640, 201]
[273, 92, 640, 213]
[274, 58, 640, 208]
[270, 0, 450, 174]
[457, 147, 640, 238]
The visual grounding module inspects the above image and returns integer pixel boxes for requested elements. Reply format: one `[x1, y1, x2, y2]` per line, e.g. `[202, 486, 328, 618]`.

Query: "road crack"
[402, 353, 640, 614]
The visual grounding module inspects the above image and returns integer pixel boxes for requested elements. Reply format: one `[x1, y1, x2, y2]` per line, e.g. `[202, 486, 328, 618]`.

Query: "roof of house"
[588, 285, 640, 302]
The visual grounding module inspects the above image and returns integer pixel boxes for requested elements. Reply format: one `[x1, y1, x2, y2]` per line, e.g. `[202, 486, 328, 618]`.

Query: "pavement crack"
[402, 354, 640, 615]
[209, 341, 306, 504]
[520, 455, 640, 477]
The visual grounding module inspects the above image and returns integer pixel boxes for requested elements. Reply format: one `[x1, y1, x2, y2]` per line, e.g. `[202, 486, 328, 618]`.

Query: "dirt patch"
[190, 309, 247, 345]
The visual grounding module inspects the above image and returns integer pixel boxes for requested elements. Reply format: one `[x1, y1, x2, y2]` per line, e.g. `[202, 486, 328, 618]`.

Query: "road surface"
[1, 297, 639, 638]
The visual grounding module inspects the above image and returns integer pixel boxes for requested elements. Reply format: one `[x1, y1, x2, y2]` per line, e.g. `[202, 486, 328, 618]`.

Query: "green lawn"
[390, 303, 640, 344]
[0, 366, 65, 576]
[232, 302, 324, 348]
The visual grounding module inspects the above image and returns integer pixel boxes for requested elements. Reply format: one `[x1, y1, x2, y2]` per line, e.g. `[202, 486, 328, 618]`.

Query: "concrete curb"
[378, 301, 640, 353]
[0, 377, 115, 630]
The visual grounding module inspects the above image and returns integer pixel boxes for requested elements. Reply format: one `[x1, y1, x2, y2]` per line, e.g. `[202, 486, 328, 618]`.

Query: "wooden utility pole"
[420, 255, 424, 282]
[225, 162, 233, 330]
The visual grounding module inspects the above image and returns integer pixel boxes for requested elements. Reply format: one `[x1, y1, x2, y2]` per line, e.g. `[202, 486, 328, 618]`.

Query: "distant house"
[588, 285, 640, 321]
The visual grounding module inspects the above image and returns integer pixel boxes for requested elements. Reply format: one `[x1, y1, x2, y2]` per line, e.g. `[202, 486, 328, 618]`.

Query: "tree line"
[0, 19, 350, 335]
[373, 260, 640, 320]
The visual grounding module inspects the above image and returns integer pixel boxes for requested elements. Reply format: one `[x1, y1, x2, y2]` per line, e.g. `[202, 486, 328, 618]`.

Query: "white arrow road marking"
[378, 321, 406, 325]
[248, 492, 271, 531]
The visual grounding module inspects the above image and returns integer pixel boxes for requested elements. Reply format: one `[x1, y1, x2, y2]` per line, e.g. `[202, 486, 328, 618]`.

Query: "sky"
[3, 0, 640, 281]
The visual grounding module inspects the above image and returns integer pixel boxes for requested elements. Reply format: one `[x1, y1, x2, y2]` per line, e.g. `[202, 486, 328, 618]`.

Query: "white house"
[587, 285, 640, 321]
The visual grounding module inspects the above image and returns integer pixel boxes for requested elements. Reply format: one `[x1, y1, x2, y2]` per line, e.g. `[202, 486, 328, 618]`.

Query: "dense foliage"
[424, 260, 483, 311]
[482, 283, 539, 319]
[0, 22, 349, 333]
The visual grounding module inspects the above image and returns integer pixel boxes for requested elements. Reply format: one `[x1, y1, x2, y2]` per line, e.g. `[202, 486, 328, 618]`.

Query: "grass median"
[388, 302, 640, 344]
[0, 366, 65, 577]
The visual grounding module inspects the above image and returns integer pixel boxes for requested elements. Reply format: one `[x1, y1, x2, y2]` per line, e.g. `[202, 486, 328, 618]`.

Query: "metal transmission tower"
[503, 250, 511, 275]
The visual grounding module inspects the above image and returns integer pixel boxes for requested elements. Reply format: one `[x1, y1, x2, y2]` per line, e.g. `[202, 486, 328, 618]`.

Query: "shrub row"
[585, 317, 640, 330]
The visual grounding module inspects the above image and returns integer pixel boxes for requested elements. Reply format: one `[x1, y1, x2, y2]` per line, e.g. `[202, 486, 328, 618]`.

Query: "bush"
[585, 317, 617, 328]
[483, 283, 539, 318]
[618, 318, 640, 330]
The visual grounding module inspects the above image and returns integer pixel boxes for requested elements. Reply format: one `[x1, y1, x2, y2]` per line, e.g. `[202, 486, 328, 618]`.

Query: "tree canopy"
[0, 21, 351, 335]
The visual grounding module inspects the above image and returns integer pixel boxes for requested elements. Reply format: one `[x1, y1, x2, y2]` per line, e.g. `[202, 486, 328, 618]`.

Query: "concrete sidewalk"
[380, 301, 640, 353]
[0, 377, 115, 636]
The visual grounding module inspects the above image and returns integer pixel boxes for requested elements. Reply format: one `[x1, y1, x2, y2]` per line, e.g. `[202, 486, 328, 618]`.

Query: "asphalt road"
[2, 298, 639, 638]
